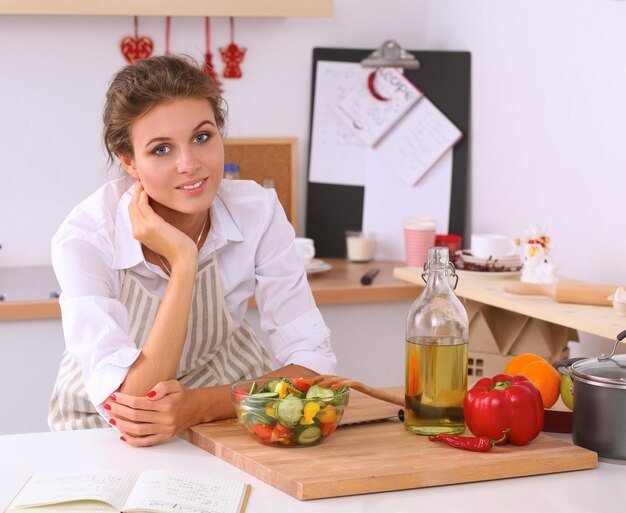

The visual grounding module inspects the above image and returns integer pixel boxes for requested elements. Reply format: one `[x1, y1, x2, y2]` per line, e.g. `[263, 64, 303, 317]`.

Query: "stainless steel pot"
[558, 330, 626, 461]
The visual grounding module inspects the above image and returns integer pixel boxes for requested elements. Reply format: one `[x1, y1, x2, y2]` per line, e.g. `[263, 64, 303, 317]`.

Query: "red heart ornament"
[120, 36, 154, 63]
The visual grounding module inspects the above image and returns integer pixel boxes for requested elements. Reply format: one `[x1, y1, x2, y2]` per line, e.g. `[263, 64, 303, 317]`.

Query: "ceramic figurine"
[517, 224, 558, 284]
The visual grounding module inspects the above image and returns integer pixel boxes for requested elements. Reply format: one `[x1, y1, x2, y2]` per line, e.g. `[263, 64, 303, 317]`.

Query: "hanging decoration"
[120, 16, 154, 63]
[165, 16, 171, 55]
[203, 17, 223, 91]
[219, 17, 246, 79]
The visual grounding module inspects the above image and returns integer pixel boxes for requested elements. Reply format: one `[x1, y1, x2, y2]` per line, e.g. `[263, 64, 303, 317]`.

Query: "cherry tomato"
[271, 423, 292, 443]
[233, 388, 248, 402]
[321, 422, 337, 437]
[250, 424, 273, 441]
[292, 378, 312, 393]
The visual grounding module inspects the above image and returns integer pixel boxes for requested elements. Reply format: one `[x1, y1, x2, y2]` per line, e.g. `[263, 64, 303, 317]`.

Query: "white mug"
[294, 237, 315, 264]
[471, 234, 516, 259]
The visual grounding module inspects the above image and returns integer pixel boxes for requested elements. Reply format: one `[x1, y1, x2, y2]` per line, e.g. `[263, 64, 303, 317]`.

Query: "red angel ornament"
[219, 17, 246, 78]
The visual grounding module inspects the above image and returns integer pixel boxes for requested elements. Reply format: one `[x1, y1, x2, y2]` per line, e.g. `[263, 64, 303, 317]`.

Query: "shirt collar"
[204, 190, 244, 254]
[111, 183, 244, 269]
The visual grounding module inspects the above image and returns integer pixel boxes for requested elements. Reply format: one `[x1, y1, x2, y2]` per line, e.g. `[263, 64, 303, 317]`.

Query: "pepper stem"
[490, 428, 511, 446]
[490, 381, 513, 391]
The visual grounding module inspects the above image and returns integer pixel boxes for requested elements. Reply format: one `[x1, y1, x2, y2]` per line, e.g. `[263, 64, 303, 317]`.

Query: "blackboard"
[305, 47, 471, 258]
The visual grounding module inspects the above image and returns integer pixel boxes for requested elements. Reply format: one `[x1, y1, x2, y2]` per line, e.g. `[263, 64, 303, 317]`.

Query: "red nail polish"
[104, 403, 111, 411]
[110, 394, 116, 401]
[146, 390, 157, 398]
[120, 436, 127, 442]
[109, 418, 116, 426]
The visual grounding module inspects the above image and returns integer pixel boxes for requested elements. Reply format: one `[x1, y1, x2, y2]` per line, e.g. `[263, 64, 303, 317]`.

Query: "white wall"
[0, 1, 428, 266]
[427, 0, 626, 285]
[426, 0, 626, 354]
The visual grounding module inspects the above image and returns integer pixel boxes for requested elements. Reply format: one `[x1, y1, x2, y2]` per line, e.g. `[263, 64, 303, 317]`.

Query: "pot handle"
[598, 329, 626, 361]
[555, 357, 585, 377]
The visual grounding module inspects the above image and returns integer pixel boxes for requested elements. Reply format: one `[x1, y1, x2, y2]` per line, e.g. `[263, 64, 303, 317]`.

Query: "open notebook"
[4, 470, 250, 513]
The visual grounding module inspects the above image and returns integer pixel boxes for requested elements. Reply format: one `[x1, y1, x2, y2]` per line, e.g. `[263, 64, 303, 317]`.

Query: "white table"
[1, 428, 625, 513]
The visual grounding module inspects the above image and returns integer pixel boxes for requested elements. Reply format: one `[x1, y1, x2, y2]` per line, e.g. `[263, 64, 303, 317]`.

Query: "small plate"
[306, 259, 333, 274]
[455, 269, 521, 279]
[457, 250, 521, 266]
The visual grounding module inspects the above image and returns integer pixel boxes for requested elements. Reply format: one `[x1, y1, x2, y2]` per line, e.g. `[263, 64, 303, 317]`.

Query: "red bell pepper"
[464, 373, 544, 446]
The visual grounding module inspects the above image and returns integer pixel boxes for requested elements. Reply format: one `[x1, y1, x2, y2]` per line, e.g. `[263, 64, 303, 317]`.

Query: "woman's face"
[122, 97, 224, 217]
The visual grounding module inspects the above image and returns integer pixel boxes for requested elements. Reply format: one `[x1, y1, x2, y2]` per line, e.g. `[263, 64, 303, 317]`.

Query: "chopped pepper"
[300, 402, 321, 425]
[464, 373, 544, 446]
[316, 404, 337, 424]
[275, 381, 289, 399]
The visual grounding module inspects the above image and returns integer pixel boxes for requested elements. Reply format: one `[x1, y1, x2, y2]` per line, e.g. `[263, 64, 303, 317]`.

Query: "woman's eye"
[153, 145, 170, 156]
[194, 133, 209, 143]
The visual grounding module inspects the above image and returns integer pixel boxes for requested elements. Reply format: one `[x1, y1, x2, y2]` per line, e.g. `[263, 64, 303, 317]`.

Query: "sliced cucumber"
[297, 425, 322, 445]
[306, 384, 335, 401]
[243, 392, 278, 409]
[260, 379, 281, 393]
[245, 391, 279, 402]
[274, 394, 304, 427]
[244, 410, 275, 426]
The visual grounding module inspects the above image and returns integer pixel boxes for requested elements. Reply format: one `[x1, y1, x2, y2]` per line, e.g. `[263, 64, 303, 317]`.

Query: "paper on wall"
[375, 97, 462, 186]
[308, 61, 370, 186]
[362, 149, 453, 262]
[336, 67, 422, 147]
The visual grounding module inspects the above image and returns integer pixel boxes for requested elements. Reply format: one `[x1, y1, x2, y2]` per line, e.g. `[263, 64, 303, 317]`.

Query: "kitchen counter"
[0, 260, 420, 321]
[1, 428, 624, 513]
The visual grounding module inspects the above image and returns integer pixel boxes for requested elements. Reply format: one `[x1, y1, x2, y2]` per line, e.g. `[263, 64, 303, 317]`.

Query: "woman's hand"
[106, 380, 200, 447]
[128, 181, 197, 267]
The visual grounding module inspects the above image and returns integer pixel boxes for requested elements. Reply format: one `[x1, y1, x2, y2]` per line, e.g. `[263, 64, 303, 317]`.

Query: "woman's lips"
[176, 177, 208, 195]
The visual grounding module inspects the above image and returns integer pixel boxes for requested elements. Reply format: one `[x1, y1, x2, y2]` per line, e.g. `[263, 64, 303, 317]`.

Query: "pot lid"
[572, 354, 626, 388]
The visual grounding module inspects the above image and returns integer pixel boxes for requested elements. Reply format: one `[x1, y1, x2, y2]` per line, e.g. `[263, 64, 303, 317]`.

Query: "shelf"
[0, 0, 333, 17]
[394, 267, 623, 341]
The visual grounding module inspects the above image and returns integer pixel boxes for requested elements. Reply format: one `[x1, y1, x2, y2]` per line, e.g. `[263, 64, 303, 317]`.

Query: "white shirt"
[51, 177, 336, 406]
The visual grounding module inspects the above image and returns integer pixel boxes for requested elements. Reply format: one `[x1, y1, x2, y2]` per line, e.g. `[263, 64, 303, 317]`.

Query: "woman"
[48, 55, 337, 446]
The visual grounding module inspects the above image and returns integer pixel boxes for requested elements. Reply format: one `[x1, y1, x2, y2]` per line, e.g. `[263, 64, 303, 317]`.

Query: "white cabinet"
[0, 319, 65, 435]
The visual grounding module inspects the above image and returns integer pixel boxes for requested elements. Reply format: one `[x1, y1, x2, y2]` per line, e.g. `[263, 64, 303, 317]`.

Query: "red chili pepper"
[429, 430, 509, 452]
[464, 373, 544, 446]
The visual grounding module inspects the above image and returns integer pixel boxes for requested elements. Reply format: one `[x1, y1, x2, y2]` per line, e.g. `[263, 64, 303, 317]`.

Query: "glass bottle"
[405, 246, 469, 436]
[224, 164, 241, 180]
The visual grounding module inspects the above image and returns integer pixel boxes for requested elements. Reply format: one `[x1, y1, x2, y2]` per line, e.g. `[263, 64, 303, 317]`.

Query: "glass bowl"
[231, 377, 349, 447]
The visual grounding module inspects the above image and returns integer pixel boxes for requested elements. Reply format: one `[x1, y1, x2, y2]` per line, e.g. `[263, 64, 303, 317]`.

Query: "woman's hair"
[103, 54, 227, 164]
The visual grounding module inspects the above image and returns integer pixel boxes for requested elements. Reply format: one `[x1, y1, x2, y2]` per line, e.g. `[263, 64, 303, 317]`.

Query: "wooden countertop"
[394, 267, 624, 341]
[0, 260, 420, 321]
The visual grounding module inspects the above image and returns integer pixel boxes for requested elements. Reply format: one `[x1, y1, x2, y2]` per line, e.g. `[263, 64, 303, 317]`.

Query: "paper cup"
[404, 217, 437, 267]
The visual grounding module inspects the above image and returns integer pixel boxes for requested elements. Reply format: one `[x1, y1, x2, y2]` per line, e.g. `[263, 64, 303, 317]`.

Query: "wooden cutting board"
[182, 389, 597, 500]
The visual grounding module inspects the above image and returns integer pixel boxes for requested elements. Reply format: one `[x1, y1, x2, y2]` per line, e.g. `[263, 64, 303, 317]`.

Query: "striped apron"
[48, 253, 272, 430]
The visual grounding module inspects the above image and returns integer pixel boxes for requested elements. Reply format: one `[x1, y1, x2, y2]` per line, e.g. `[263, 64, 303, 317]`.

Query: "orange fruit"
[517, 359, 561, 409]
[504, 353, 544, 376]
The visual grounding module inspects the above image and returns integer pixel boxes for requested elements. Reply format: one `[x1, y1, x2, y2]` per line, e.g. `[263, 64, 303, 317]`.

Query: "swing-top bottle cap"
[427, 246, 450, 265]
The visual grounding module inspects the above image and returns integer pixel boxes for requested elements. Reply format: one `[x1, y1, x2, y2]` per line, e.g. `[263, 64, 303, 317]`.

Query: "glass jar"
[405, 246, 469, 435]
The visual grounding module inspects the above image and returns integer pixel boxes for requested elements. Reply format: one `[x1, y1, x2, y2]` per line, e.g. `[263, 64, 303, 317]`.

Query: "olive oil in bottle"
[405, 336, 467, 435]
[405, 247, 469, 436]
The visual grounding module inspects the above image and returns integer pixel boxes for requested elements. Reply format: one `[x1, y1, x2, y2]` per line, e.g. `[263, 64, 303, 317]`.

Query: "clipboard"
[305, 46, 471, 258]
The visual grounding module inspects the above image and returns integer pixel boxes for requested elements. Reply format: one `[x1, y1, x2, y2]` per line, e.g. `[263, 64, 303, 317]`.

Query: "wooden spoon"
[312, 375, 404, 406]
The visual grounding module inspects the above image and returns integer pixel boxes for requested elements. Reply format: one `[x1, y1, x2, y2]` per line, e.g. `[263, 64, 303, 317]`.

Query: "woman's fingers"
[120, 431, 170, 447]
[146, 379, 183, 400]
